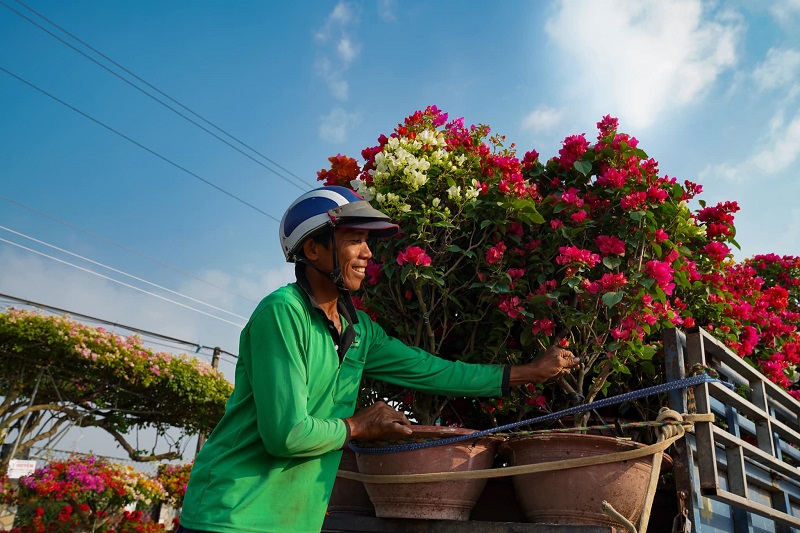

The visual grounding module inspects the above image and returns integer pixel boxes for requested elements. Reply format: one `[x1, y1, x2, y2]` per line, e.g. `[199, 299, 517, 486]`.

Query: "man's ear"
[302, 238, 320, 261]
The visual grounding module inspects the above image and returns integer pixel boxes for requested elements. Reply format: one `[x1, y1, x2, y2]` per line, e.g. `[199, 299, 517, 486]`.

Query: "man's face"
[332, 228, 372, 291]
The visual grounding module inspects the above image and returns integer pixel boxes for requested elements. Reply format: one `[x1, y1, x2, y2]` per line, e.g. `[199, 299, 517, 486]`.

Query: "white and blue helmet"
[279, 186, 399, 262]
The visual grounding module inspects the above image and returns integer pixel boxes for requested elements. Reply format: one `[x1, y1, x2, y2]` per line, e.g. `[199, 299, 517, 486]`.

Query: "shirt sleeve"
[361, 316, 506, 397]
[245, 298, 348, 458]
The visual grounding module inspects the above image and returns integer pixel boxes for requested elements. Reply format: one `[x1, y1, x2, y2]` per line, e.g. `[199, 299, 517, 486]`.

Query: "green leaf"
[480, 219, 494, 229]
[602, 291, 624, 308]
[629, 211, 645, 222]
[639, 345, 657, 360]
[639, 278, 655, 289]
[573, 160, 592, 176]
[602, 256, 621, 270]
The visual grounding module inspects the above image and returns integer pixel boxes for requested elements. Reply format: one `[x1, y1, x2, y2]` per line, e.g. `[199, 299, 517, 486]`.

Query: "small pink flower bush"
[318, 106, 799, 425]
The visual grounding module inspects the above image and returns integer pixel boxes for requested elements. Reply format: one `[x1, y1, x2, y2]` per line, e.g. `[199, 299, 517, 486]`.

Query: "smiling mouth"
[352, 266, 366, 275]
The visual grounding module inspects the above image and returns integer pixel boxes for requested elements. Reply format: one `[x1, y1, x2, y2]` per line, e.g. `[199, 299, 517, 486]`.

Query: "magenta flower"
[396, 246, 432, 267]
[595, 235, 626, 256]
[645, 260, 674, 285]
[704, 241, 730, 262]
[485, 241, 507, 265]
[556, 246, 600, 268]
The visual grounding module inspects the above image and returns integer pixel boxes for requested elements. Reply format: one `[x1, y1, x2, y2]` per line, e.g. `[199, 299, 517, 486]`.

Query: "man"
[178, 186, 580, 533]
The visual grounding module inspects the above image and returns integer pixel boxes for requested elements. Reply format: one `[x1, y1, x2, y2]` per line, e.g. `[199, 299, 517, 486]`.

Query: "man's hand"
[508, 345, 582, 386]
[344, 401, 413, 441]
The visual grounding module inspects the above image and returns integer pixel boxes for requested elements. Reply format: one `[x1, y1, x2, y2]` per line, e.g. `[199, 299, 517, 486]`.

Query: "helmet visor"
[328, 201, 399, 238]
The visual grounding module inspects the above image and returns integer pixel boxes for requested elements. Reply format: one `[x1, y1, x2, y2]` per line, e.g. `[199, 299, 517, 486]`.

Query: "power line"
[0, 195, 259, 305]
[1, 0, 312, 192]
[0, 65, 281, 223]
[0, 237, 246, 328]
[0, 292, 238, 358]
[0, 225, 248, 321]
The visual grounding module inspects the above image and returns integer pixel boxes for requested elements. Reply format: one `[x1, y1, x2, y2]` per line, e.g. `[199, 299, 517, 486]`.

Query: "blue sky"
[2, 0, 800, 461]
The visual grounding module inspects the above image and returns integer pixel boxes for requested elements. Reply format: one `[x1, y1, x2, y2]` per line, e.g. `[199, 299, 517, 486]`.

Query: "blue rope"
[349, 373, 721, 455]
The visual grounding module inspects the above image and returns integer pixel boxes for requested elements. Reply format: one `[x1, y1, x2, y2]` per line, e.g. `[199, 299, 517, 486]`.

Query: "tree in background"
[0, 309, 233, 470]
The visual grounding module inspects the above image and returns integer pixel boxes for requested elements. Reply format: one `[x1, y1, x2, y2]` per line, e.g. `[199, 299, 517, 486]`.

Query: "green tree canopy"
[0, 309, 233, 469]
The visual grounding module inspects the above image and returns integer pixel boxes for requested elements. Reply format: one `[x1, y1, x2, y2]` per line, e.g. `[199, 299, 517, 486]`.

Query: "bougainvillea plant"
[155, 462, 193, 508]
[0, 309, 233, 470]
[9, 455, 167, 532]
[318, 106, 798, 427]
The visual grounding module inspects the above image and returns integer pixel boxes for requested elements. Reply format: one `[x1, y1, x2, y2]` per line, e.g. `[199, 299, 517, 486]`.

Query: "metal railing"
[664, 327, 800, 533]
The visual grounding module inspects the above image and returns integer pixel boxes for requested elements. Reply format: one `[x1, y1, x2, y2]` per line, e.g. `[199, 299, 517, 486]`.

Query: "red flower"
[397, 246, 432, 267]
[595, 235, 626, 256]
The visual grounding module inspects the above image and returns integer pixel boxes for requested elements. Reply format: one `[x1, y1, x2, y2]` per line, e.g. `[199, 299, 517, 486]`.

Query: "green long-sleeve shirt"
[180, 282, 507, 533]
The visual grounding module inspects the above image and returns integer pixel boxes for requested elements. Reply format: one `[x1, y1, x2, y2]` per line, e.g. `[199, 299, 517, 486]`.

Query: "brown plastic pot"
[500, 433, 672, 527]
[355, 426, 502, 521]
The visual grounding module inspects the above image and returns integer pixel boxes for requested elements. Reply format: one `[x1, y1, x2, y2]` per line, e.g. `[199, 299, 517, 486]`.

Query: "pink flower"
[595, 235, 626, 256]
[557, 134, 589, 170]
[620, 191, 647, 210]
[531, 318, 555, 337]
[580, 279, 600, 294]
[498, 296, 522, 319]
[654, 229, 669, 242]
[507, 268, 525, 280]
[599, 272, 627, 292]
[550, 219, 564, 230]
[570, 210, 588, 223]
[556, 246, 600, 268]
[397, 246, 432, 267]
[365, 261, 382, 285]
[486, 241, 507, 265]
[645, 260, 674, 285]
[704, 241, 730, 262]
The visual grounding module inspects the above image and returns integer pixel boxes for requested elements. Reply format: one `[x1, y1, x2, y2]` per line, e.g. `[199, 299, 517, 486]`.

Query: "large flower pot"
[327, 448, 375, 516]
[355, 426, 502, 521]
[500, 433, 672, 528]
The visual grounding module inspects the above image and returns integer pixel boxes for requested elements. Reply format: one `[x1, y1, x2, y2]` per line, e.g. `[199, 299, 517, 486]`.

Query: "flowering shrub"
[319, 106, 798, 426]
[155, 463, 193, 507]
[0, 309, 233, 469]
[9, 455, 167, 532]
[698, 254, 800, 400]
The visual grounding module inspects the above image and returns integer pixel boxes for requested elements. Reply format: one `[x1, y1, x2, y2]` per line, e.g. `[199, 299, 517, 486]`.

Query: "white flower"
[464, 186, 479, 201]
[350, 179, 375, 201]
[432, 198, 441, 207]
[400, 203, 412, 212]
[447, 185, 461, 199]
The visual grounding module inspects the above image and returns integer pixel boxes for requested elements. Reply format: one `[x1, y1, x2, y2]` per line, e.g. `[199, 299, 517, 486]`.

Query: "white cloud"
[337, 37, 359, 65]
[753, 47, 800, 90]
[545, 0, 742, 130]
[315, 1, 357, 41]
[319, 107, 359, 143]
[700, 109, 800, 182]
[314, 2, 360, 101]
[378, 0, 397, 21]
[520, 106, 565, 133]
[769, 0, 800, 26]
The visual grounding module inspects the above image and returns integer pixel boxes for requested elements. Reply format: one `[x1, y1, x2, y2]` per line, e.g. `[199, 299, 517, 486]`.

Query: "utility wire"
[0, 292, 238, 358]
[0, 225, 248, 321]
[0, 65, 280, 223]
[2, 0, 312, 192]
[0, 195, 259, 304]
[0, 237, 246, 328]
